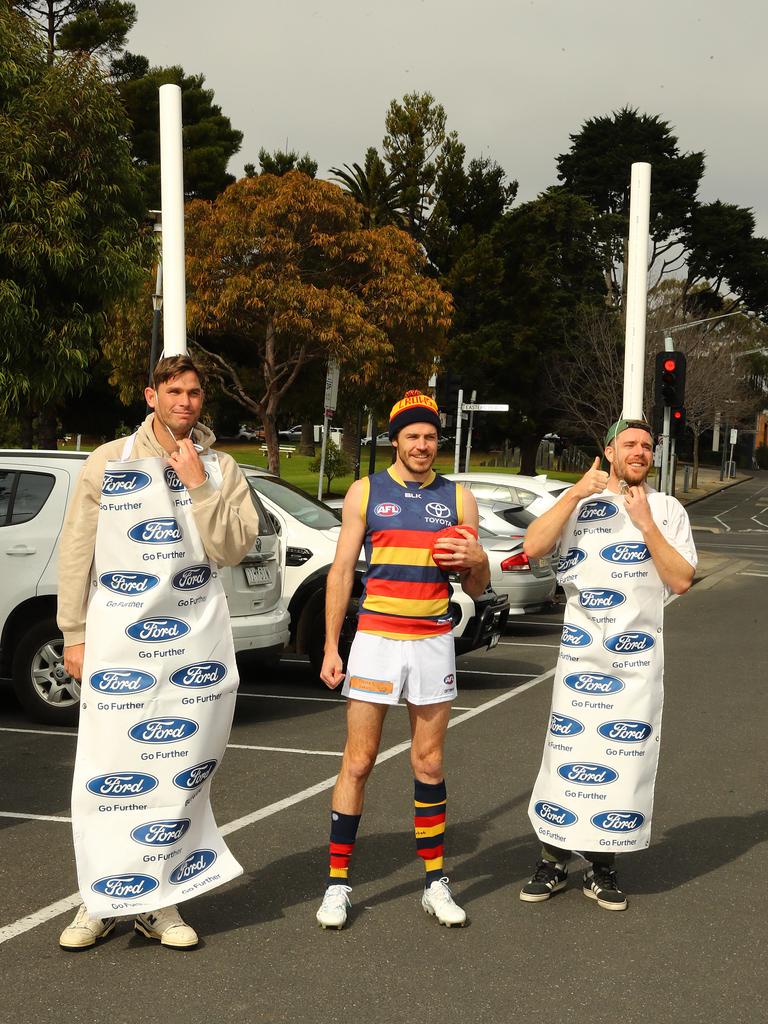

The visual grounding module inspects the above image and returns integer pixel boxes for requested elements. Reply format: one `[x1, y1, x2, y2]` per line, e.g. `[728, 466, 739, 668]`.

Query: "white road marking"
[0, 726, 76, 738]
[458, 670, 536, 677]
[0, 811, 70, 823]
[237, 691, 343, 704]
[226, 743, 343, 756]
[739, 571, 768, 578]
[713, 505, 736, 532]
[0, 665, 555, 946]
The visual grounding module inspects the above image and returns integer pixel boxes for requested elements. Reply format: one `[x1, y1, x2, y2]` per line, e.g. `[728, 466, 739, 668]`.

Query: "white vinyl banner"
[71, 440, 242, 916]
[528, 488, 696, 854]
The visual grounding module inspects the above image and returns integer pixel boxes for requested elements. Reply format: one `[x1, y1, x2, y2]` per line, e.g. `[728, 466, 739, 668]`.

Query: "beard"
[616, 456, 650, 486]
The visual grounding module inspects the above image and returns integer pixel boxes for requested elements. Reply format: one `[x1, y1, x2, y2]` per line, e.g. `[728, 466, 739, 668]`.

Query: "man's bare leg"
[332, 699, 389, 813]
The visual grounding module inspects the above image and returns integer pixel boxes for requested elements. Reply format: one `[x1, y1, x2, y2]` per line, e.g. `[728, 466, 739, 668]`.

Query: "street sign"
[461, 403, 509, 412]
[730, 428, 738, 445]
[324, 359, 340, 417]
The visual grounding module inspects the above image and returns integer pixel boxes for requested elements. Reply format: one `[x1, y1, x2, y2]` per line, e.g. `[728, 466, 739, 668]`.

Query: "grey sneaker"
[59, 904, 116, 950]
[135, 905, 199, 948]
[316, 884, 352, 929]
[421, 877, 466, 927]
[519, 859, 569, 902]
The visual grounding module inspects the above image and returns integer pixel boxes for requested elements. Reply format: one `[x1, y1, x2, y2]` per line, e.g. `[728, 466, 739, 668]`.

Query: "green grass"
[59, 439, 581, 496]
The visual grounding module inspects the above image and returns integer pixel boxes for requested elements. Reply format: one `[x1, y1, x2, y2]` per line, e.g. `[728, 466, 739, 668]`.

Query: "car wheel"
[11, 617, 80, 725]
[307, 607, 354, 680]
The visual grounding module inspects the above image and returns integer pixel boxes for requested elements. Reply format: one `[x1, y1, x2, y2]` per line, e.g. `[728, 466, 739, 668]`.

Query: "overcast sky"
[128, 0, 767, 235]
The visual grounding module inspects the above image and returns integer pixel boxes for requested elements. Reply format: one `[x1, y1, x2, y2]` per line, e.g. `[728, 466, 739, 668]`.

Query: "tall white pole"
[622, 162, 651, 420]
[159, 84, 187, 355]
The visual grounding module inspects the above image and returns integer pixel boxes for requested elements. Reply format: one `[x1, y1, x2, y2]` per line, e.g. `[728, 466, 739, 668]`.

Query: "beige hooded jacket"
[56, 414, 259, 647]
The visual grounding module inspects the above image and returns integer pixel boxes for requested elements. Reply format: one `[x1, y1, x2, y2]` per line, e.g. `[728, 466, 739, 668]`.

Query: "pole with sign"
[317, 360, 340, 500]
[463, 390, 477, 472]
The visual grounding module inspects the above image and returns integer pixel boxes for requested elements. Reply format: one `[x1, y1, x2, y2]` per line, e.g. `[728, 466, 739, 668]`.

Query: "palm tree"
[330, 147, 406, 229]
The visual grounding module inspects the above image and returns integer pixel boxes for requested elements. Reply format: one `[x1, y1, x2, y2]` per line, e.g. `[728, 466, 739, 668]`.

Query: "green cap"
[604, 418, 654, 446]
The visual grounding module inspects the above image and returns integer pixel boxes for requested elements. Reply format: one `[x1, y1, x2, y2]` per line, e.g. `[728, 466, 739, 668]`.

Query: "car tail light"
[500, 552, 530, 572]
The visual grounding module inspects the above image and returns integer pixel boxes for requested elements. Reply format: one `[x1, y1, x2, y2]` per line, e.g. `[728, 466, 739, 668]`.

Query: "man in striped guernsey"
[316, 390, 489, 929]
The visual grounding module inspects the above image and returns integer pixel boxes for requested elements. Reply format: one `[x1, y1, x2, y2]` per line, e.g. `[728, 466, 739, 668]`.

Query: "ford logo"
[604, 631, 655, 654]
[127, 518, 183, 544]
[130, 818, 191, 847]
[125, 617, 190, 643]
[101, 470, 151, 496]
[173, 760, 218, 790]
[579, 588, 626, 610]
[169, 849, 218, 885]
[557, 762, 619, 785]
[425, 502, 451, 518]
[86, 772, 158, 797]
[561, 623, 592, 648]
[99, 571, 160, 596]
[577, 499, 619, 523]
[557, 548, 587, 573]
[128, 718, 199, 744]
[169, 661, 227, 688]
[591, 810, 645, 833]
[533, 801, 578, 827]
[171, 565, 212, 592]
[598, 720, 653, 743]
[563, 672, 625, 695]
[91, 873, 159, 899]
[549, 713, 584, 738]
[89, 669, 156, 695]
[600, 542, 651, 564]
[374, 502, 401, 517]
[163, 466, 186, 492]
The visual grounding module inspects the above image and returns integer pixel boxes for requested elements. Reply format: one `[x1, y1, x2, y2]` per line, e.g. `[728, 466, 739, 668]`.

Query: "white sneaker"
[59, 904, 116, 950]
[421, 877, 466, 927]
[134, 905, 198, 948]
[316, 884, 352, 929]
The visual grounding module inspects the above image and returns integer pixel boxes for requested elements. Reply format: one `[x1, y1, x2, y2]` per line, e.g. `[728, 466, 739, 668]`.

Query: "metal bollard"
[683, 465, 690, 492]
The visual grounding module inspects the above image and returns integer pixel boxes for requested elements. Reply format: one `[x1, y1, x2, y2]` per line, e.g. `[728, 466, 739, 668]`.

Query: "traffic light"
[670, 406, 686, 439]
[654, 351, 686, 408]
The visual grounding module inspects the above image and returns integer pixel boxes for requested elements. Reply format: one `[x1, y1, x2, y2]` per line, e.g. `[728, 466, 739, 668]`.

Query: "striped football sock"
[328, 810, 361, 887]
[414, 778, 447, 886]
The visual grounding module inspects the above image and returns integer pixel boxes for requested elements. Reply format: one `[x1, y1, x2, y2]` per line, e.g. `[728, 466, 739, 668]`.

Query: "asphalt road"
[1, 478, 766, 1024]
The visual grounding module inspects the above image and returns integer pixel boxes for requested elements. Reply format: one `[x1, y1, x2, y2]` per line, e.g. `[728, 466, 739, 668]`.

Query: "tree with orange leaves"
[184, 171, 452, 474]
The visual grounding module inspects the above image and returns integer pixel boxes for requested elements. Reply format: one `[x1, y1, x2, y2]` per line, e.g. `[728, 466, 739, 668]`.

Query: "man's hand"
[433, 527, 485, 573]
[167, 437, 206, 490]
[63, 643, 85, 682]
[624, 484, 653, 532]
[572, 457, 610, 500]
[320, 649, 345, 690]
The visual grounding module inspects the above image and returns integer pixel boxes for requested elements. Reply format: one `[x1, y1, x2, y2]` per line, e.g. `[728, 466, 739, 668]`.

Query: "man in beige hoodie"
[57, 354, 259, 951]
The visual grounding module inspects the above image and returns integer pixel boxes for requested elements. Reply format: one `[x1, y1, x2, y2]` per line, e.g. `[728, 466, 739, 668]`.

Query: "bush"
[309, 438, 351, 495]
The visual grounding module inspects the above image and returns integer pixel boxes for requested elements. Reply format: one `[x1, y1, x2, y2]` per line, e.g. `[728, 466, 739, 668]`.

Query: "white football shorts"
[342, 631, 457, 706]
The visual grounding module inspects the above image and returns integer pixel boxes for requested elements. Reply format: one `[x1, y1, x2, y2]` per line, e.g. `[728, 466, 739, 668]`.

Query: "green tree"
[0, 8, 147, 446]
[245, 147, 317, 178]
[447, 188, 605, 473]
[114, 59, 244, 207]
[330, 147, 404, 228]
[182, 172, 452, 475]
[15, 0, 136, 62]
[309, 438, 351, 496]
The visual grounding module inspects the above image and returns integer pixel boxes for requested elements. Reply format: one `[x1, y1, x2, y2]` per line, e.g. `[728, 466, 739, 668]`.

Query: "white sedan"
[445, 472, 571, 518]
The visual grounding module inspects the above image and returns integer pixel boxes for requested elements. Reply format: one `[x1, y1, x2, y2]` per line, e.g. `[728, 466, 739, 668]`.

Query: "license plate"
[488, 632, 500, 649]
[244, 565, 271, 586]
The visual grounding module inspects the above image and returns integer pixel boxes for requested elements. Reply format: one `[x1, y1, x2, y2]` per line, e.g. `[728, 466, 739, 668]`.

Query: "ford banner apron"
[71, 438, 242, 916]
[528, 490, 672, 855]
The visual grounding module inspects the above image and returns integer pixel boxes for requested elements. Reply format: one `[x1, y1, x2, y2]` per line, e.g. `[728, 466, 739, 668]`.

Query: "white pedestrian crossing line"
[0, 811, 71, 823]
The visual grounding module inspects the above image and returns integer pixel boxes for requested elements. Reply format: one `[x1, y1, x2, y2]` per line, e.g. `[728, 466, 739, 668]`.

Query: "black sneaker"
[583, 865, 628, 911]
[519, 859, 568, 902]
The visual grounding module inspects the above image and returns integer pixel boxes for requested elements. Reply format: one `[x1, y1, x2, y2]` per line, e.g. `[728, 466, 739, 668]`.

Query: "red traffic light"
[663, 358, 677, 372]
[672, 409, 683, 420]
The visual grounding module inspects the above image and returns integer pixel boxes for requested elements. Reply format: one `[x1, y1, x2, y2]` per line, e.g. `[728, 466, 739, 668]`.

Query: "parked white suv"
[0, 450, 290, 725]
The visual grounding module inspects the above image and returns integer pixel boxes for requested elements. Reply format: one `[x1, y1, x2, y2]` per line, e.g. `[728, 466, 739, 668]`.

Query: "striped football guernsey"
[357, 466, 463, 640]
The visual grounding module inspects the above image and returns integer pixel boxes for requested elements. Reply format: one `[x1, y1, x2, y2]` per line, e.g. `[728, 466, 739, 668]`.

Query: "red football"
[431, 524, 478, 565]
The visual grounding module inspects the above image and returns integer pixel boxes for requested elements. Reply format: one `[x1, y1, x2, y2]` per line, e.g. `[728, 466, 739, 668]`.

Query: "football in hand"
[431, 524, 478, 566]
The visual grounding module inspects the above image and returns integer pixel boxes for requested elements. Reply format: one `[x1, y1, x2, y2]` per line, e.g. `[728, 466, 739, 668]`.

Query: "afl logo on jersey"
[375, 503, 401, 517]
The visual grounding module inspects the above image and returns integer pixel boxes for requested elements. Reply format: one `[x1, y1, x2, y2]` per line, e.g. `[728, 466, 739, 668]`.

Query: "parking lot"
[1, 536, 766, 1024]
